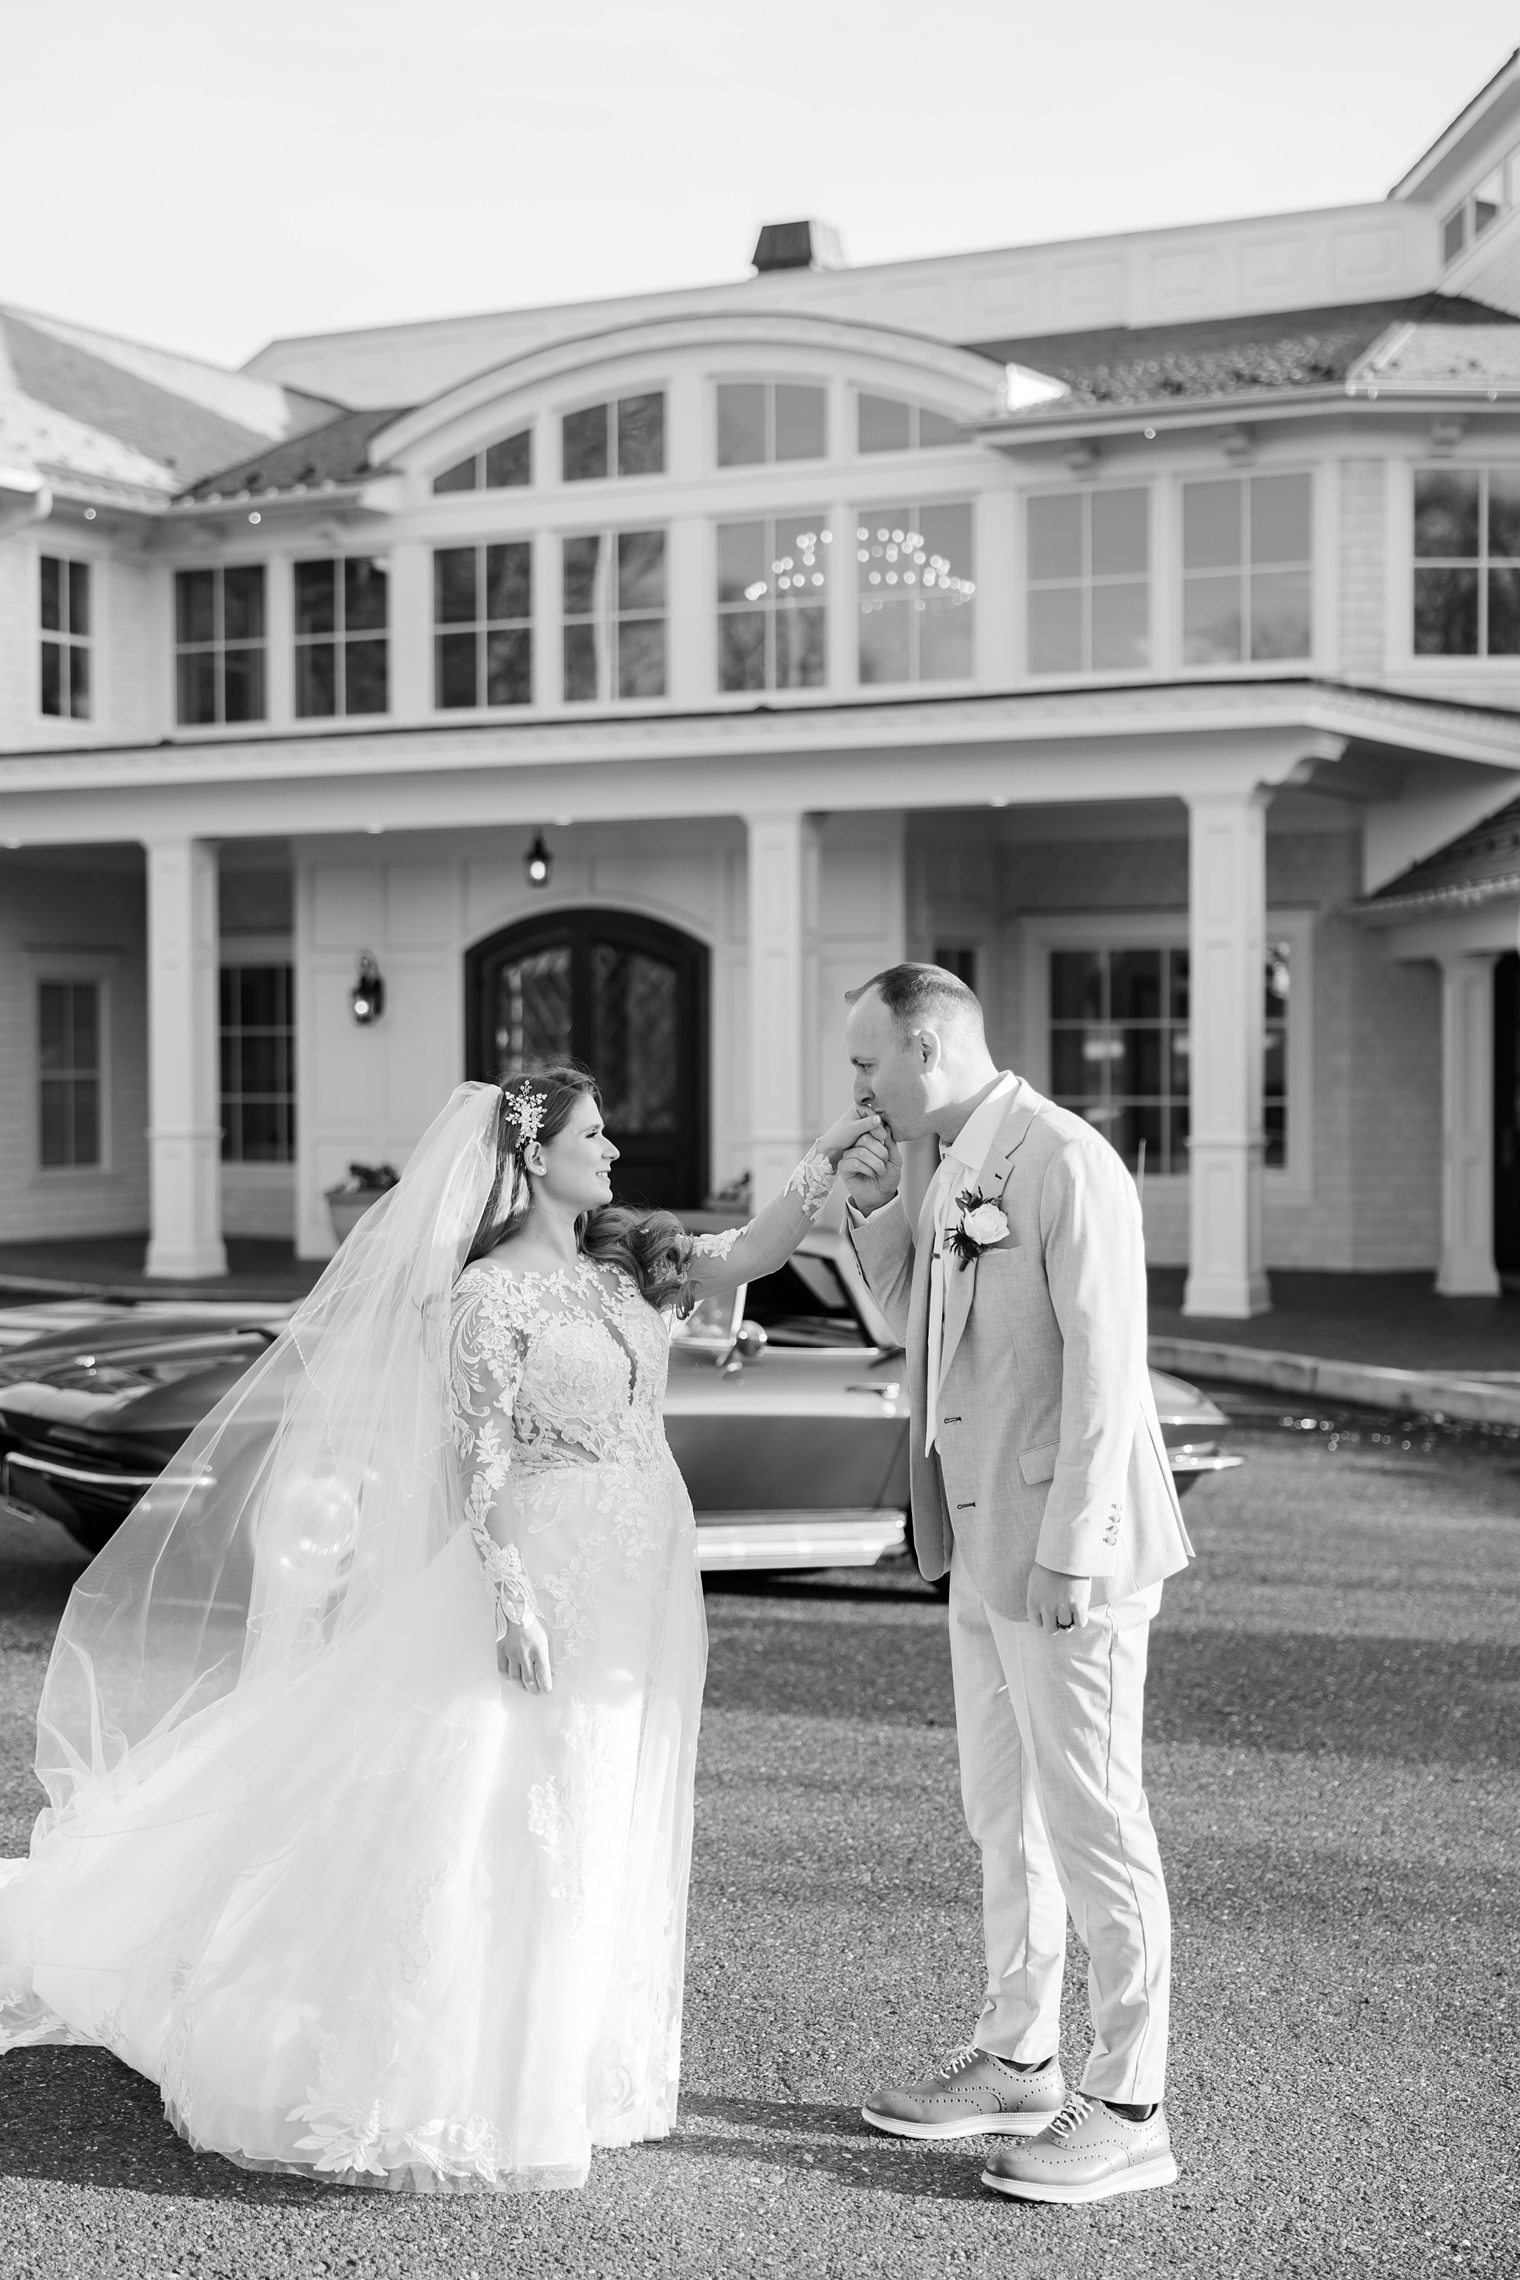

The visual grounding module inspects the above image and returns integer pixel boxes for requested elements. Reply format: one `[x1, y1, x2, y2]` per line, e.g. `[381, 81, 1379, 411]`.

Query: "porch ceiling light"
[350, 951, 385, 1026]
[524, 832, 553, 890]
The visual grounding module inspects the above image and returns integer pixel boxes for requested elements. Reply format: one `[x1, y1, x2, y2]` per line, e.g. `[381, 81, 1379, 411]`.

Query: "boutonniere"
[946, 1186, 1010, 1269]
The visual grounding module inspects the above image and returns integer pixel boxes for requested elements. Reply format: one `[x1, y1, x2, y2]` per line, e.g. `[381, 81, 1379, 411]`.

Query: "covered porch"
[3, 681, 1519, 1318]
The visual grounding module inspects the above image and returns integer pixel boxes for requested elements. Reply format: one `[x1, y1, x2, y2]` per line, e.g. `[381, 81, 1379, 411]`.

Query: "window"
[1181, 473, 1311, 665]
[175, 566, 266, 724]
[432, 427, 532, 494]
[293, 557, 388, 716]
[856, 501, 975, 682]
[562, 530, 666, 701]
[39, 555, 91, 719]
[1443, 164, 1511, 264]
[434, 543, 533, 707]
[1048, 941, 1291, 1175]
[1413, 467, 1520, 656]
[716, 381, 827, 466]
[37, 980, 102, 1168]
[934, 944, 979, 992]
[220, 965, 295, 1163]
[716, 511, 830, 691]
[1027, 488, 1150, 674]
[561, 393, 665, 482]
[857, 394, 961, 453]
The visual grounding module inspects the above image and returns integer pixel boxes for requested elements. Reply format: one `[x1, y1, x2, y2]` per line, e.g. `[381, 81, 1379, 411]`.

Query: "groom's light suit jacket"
[849, 1079, 1193, 1621]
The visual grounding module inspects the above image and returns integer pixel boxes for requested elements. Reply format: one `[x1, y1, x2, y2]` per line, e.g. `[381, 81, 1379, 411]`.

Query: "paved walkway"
[0, 1236, 320, 1305]
[1147, 1267, 1520, 1376]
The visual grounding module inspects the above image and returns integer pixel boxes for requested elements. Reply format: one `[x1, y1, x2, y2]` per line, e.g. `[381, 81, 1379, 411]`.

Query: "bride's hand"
[499, 1612, 553, 1693]
[816, 1107, 883, 1167]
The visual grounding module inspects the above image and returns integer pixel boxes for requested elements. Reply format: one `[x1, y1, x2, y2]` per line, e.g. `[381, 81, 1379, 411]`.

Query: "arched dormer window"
[857, 393, 961, 454]
[716, 380, 827, 467]
[433, 428, 533, 494]
[562, 392, 666, 481]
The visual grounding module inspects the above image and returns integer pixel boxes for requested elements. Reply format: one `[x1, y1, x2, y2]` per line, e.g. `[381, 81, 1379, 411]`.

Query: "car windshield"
[741, 1254, 873, 1348]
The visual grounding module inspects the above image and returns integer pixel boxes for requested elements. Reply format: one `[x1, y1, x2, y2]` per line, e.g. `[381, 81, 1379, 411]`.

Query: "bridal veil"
[31, 1081, 502, 1830]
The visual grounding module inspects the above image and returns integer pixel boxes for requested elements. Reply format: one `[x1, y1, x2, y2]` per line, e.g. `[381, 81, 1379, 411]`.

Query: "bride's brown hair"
[463, 1063, 691, 1308]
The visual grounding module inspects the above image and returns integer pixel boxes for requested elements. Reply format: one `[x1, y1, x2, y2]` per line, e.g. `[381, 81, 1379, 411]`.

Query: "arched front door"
[465, 909, 708, 1209]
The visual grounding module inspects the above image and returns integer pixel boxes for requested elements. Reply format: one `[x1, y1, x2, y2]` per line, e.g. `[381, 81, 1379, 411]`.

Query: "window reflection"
[717, 512, 830, 691]
[1049, 942, 1289, 1172]
[1414, 466, 1520, 657]
[856, 501, 975, 682]
[1181, 473, 1311, 665]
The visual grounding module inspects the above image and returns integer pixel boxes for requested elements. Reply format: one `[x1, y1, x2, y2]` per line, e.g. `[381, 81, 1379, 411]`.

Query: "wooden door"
[465, 909, 708, 1209]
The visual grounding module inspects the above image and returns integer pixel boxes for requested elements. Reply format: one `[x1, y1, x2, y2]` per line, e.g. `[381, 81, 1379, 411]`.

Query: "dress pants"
[946, 1541, 1171, 2103]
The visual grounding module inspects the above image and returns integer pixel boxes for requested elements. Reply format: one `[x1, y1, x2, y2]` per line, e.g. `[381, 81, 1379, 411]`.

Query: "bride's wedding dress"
[0, 1086, 834, 2193]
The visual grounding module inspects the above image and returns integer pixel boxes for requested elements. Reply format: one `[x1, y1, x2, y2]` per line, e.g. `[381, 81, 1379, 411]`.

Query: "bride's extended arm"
[682, 1108, 879, 1301]
[448, 1273, 553, 1693]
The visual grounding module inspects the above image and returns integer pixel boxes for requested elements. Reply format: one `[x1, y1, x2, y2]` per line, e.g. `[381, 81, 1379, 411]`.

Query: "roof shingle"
[1361, 791, 1520, 916]
[970, 293, 1519, 413]
[176, 406, 407, 501]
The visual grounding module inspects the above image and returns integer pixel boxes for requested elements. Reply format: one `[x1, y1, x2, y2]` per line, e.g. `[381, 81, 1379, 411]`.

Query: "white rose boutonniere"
[947, 1187, 1010, 1268]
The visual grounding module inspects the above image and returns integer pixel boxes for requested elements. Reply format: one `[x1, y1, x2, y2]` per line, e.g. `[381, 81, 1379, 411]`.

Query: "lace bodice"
[448, 1145, 836, 1637]
[451, 1257, 671, 1485]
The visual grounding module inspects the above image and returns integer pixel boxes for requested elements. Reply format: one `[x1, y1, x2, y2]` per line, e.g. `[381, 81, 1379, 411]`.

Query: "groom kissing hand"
[839, 962, 1193, 2207]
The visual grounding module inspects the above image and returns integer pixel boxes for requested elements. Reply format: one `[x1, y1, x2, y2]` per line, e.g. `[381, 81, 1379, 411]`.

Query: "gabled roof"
[0, 305, 343, 497]
[971, 293, 1518, 415]
[174, 406, 406, 502]
[1360, 791, 1520, 915]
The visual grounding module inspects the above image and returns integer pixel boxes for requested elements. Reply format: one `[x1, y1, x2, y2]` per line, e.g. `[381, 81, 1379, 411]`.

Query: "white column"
[827, 497, 856, 697]
[144, 837, 227, 1279]
[1437, 954, 1500, 1296]
[386, 539, 431, 721]
[1184, 787, 1271, 1318]
[745, 810, 818, 1203]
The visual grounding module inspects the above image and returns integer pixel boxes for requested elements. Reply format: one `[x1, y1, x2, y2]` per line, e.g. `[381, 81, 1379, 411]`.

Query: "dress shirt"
[925, 1072, 1017, 1457]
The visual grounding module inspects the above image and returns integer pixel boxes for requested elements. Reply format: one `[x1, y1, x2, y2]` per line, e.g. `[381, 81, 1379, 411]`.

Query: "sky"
[4, 0, 1519, 373]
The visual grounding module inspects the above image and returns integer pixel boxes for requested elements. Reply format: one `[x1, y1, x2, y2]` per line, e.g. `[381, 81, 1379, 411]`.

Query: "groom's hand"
[1027, 1563, 1092, 1632]
[839, 1120, 902, 1214]
[816, 1106, 884, 1167]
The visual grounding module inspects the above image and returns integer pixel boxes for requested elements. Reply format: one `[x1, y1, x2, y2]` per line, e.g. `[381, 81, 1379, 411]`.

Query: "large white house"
[7, 56, 1520, 1315]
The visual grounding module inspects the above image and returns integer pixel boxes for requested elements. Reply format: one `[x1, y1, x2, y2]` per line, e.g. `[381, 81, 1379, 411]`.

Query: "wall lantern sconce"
[524, 832, 553, 889]
[350, 951, 385, 1025]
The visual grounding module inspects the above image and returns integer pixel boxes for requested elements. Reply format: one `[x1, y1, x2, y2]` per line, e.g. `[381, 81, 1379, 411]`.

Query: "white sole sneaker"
[863, 2105, 1057, 2141]
[981, 2150, 1180, 2202]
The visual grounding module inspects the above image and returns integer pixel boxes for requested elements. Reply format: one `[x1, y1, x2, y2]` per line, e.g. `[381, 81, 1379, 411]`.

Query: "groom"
[838, 963, 1192, 2205]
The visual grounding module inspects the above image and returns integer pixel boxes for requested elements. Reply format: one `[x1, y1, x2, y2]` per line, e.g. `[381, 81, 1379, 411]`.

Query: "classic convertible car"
[0, 1233, 1240, 1574]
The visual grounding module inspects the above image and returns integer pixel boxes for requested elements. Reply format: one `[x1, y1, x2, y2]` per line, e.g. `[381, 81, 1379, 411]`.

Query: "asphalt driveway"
[0, 1386, 1515, 2279]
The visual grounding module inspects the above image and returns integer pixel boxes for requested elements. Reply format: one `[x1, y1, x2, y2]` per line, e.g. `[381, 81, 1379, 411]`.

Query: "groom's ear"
[916, 1025, 944, 1072]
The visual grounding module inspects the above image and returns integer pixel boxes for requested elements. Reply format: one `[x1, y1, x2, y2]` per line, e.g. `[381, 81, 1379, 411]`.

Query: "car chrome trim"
[3, 1452, 162, 1492]
[694, 1507, 907, 1570]
[1165, 1451, 1244, 1474]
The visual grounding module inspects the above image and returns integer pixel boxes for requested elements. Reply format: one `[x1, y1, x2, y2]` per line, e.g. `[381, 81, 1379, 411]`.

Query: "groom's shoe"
[862, 2047, 1066, 2140]
[981, 2091, 1177, 2203]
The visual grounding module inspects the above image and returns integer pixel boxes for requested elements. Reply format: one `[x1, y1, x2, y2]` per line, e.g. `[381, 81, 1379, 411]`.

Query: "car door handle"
[847, 1382, 902, 1399]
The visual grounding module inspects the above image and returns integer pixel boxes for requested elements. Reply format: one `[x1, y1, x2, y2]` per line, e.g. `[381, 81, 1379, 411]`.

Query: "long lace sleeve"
[449, 1270, 542, 1637]
[683, 1142, 837, 1301]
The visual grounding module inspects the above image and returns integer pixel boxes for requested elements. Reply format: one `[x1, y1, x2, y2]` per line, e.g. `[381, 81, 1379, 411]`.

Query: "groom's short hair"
[846, 962, 985, 1044]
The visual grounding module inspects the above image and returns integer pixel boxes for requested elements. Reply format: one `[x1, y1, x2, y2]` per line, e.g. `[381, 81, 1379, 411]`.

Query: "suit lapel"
[936, 1080, 1047, 1388]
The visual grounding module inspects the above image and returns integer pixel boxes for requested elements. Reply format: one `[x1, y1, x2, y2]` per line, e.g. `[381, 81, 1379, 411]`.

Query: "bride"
[0, 1069, 870, 2192]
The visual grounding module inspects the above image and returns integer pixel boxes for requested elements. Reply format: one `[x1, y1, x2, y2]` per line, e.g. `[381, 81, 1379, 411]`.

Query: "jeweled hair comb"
[501, 1084, 546, 1148]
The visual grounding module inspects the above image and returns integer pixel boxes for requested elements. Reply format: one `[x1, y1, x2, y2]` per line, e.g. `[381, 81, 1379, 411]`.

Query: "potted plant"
[324, 1161, 399, 1245]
